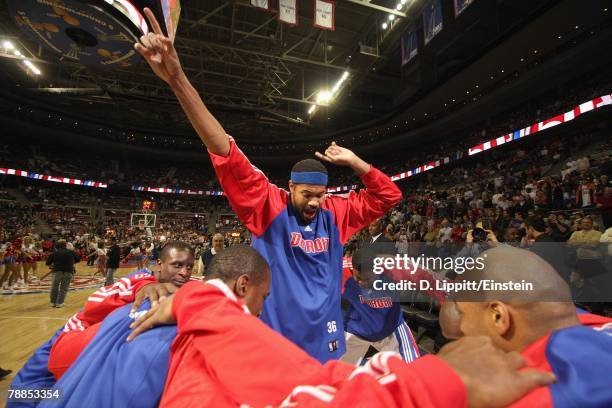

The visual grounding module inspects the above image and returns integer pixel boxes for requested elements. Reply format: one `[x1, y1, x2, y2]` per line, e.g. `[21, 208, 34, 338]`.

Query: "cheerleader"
[21, 236, 39, 285]
[94, 242, 108, 278]
[126, 241, 145, 271]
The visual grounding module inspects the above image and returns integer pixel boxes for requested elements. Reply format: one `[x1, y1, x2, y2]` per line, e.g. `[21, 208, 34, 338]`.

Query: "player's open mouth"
[303, 209, 317, 218]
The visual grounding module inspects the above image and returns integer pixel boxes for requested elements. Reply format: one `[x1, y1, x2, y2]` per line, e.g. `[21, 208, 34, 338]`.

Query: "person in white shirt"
[492, 191, 503, 206]
[437, 219, 453, 244]
[497, 196, 510, 210]
[395, 232, 409, 254]
[600, 227, 612, 257]
[144, 240, 155, 262]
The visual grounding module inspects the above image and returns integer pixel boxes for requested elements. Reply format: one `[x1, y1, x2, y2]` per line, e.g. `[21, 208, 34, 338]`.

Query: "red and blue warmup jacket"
[510, 312, 612, 408]
[39, 300, 176, 408]
[209, 139, 402, 362]
[159, 280, 463, 408]
[8, 271, 155, 408]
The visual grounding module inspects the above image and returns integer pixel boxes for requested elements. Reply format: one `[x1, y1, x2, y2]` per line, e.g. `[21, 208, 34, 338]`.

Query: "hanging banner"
[454, 0, 475, 17]
[279, 0, 298, 25]
[401, 27, 418, 66]
[423, 0, 443, 45]
[250, 0, 269, 10]
[314, 0, 334, 30]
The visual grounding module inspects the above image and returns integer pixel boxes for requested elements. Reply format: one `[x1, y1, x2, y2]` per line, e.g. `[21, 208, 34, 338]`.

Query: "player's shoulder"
[546, 323, 612, 407]
[546, 322, 612, 375]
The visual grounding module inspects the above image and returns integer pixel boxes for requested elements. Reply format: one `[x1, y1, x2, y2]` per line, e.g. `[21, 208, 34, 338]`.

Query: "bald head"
[206, 245, 270, 317]
[442, 246, 579, 352]
[458, 246, 573, 302]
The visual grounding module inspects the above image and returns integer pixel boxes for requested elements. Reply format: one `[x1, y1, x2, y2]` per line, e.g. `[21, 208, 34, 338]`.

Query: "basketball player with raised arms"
[135, 9, 402, 362]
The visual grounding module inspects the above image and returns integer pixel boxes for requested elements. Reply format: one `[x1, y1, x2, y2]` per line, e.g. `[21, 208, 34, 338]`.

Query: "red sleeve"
[283, 354, 467, 407]
[49, 323, 102, 380]
[163, 281, 351, 407]
[62, 273, 157, 333]
[324, 166, 402, 245]
[209, 138, 287, 237]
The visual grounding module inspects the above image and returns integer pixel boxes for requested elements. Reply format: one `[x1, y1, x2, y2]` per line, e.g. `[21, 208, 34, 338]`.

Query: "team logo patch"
[290, 233, 329, 254]
[358, 295, 393, 308]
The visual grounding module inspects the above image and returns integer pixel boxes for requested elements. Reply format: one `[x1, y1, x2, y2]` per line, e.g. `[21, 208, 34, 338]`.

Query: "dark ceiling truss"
[7, 0, 554, 143]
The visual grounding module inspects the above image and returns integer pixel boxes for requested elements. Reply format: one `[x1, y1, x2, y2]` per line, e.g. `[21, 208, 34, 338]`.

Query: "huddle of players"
[9, 9, 612, 407]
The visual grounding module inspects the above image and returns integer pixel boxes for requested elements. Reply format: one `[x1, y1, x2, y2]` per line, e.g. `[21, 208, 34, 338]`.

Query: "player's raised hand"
[127, 294, 176, 341]
[134, 8, 183, 85]
[130, 282, 179, 314]
[315, 142, 353, 166]
[315, 142, 370, 174]
[438, 336, 555, 408]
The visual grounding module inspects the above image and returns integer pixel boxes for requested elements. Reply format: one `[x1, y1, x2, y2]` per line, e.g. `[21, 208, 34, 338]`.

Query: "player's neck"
[514, 313, 580, 352]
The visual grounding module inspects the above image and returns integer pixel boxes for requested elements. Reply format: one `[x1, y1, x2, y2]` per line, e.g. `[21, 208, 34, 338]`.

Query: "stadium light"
[388, 14, 395, 21]
[382, 22, 388, 29]
[23, 60, 41, 75]
[316, 90, 332, 104]
[396, 4, 402, 10]
[3, 40, 14, 50]
[401, 0, 407, 4]
[13, 49, 22, 57]
[310, 71, 349, 116]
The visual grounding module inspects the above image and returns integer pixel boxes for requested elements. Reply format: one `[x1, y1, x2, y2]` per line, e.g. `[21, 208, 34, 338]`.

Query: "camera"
[472, 227, 488, 243]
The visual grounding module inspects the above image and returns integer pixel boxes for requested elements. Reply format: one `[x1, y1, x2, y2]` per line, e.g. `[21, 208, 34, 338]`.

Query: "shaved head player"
[135, 8, 402, 362]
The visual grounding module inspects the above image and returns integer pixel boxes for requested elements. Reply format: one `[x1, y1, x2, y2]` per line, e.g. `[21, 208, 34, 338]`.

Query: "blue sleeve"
[39, 302, 176, 408]
[547, 325, 612, 408]
[8, 327, 63, 408]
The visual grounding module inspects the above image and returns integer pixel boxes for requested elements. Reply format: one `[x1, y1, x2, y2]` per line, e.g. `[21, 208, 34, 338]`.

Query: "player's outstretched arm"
[134, 8, 229, 157]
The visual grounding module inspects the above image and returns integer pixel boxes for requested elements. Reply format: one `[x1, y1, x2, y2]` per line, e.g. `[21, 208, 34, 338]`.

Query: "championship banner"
[454, 0, 475, 17]
[314, 0, 335, 31]
[423, 0, 443, 45]
[250, 0, 270, 10]
[279, 0, 298, 26]
[401, 27, 418, 66]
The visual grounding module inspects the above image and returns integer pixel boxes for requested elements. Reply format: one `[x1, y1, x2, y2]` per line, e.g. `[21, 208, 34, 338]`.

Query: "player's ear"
[234, 274, 249, 298]
[488, 301, 511, 337]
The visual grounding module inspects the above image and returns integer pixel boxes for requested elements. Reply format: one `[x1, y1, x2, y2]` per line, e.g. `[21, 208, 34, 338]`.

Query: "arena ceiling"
[0, 0, 610, 151]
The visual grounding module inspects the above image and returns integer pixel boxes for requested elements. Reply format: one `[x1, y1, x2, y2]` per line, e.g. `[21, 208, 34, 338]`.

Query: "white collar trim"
[206, 279, 251, 314]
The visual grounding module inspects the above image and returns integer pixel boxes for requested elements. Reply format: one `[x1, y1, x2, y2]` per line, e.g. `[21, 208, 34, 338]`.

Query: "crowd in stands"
[2, 71, 610, 194]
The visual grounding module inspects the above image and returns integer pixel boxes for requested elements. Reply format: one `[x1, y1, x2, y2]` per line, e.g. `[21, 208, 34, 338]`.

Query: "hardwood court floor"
[0, 263, 141, 404]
